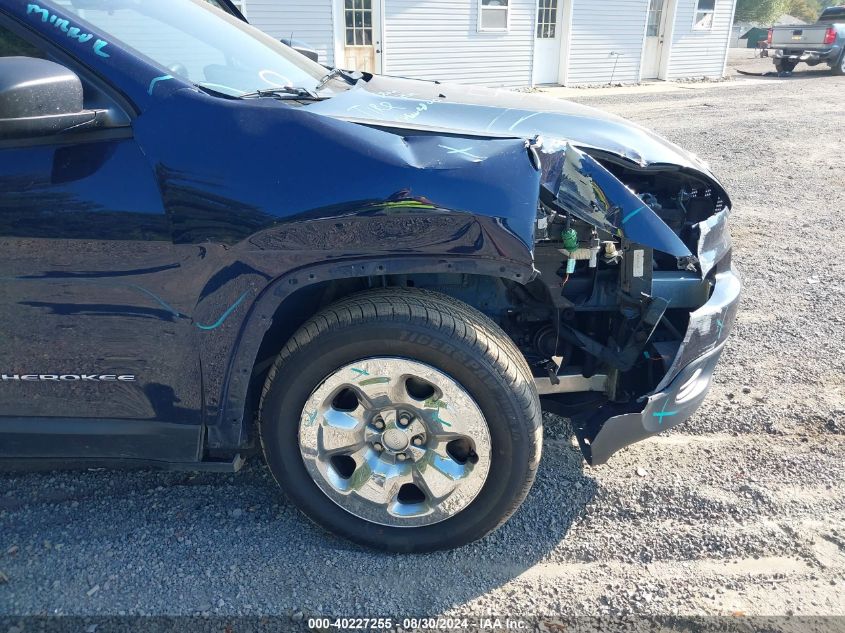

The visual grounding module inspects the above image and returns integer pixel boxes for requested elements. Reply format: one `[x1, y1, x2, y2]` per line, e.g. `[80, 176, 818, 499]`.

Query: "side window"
[693, 0, 716, 31]
[0, 23, 47, 58]
[536, 0, 558, 39]
[479, 0, 509, 32]
[646, 0, 665, 37]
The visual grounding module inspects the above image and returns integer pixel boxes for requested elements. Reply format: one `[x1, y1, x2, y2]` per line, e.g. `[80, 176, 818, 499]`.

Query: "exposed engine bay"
[402, 141, 732, 460]
[496, 143, 731, 441]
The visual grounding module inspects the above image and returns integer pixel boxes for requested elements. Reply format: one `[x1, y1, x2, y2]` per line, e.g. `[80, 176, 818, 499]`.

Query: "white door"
[642, 0, 669, 79]
[532, 0, 563, 85]
[341, 0, 383, 73]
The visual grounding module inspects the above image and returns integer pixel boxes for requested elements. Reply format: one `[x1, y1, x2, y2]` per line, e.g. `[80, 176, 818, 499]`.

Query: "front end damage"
[305, 79, 739, 464]
[512, 140, 740, 465]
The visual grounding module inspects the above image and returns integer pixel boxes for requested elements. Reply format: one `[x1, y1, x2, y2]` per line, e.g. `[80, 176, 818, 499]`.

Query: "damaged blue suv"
[0, 0, 740, 552]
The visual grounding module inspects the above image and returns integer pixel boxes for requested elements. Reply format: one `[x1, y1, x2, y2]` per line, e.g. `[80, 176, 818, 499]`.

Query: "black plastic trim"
[0, 417, 203, 463]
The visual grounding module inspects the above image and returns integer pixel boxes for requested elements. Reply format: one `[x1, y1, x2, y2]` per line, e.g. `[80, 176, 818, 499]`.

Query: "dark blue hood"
[307, 74, 728, 198]
[306, 75, 728, 258]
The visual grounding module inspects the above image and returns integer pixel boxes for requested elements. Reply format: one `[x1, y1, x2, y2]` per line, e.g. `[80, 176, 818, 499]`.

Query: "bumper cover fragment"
[575, 263, 741, 465]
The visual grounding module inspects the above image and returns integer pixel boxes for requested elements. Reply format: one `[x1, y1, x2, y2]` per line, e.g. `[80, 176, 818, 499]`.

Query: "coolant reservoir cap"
[562, 228, 578, 251]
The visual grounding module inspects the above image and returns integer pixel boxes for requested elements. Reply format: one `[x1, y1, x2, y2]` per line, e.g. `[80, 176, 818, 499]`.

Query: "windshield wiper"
[238, 86, 321, 100]
[315, 67, 359, 91]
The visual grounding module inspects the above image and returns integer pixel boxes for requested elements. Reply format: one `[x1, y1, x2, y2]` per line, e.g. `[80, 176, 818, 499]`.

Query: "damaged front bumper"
[532, 141, 740, 464]
[576, 262, 741, 465]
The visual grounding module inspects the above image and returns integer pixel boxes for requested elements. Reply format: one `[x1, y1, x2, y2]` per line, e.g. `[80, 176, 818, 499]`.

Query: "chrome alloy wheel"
[298, 358, 492, 527]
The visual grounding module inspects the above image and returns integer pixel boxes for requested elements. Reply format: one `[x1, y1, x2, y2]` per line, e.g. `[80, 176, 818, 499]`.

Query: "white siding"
[666, 0, 735, 79]
[382, 0, 536, 87]
[245, 0, 336, 65]
[566, 0, 649, 85]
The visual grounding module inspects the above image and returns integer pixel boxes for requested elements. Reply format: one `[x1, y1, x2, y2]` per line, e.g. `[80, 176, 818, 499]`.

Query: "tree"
[785, 0, 823, 21]
[734, 0, 790, 23]
[736, 0, 837, 23]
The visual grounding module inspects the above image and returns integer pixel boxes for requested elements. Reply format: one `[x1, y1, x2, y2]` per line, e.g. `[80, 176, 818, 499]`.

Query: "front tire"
[259, 288, 542, 552]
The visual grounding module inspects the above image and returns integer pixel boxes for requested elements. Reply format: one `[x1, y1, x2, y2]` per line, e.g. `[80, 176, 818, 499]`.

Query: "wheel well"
[240, 273, 517, 438]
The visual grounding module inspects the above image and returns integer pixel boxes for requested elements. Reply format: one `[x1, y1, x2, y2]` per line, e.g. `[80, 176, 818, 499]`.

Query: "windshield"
[56, 0, 334, 95]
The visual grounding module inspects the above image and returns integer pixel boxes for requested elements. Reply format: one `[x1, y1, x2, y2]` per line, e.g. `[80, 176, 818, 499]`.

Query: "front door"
[341, 0, 382, 73]
[0, 21, 203, 462]
[532, 0, 563, 85]
[642, 0, 669, 79]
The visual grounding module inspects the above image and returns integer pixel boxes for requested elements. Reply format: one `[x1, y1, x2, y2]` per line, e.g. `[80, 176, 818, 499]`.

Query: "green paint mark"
[653, 410, 678, 420]
[93, 38, 110, 57]
[653, 398, 677, 424]
[716, 318, 725, 338]
[433, 411, 452, 428]
[622, 205, 646, 224]
[359, 377, 390, 386]
[382, 200, 437, 211]
[424, 398, 452, 427]
[305, 409, 318, 426]
[423, 396, 447, 409]
[195, 291, 249, 331]
[148, 74, 174, 96]
[350, 368, 370, 380]
[27, 4, 109, 57]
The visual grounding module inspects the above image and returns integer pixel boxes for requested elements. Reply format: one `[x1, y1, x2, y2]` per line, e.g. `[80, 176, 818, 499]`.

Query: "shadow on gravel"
[0, 416, 595, 617]
[734, 69, 839, 81]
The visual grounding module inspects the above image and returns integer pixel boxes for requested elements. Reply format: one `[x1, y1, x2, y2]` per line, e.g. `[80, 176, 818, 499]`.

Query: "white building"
[241, 0, 738, 87]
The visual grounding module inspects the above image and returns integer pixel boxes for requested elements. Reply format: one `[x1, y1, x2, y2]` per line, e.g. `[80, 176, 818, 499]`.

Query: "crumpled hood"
[306, 74, 727, 258]
[307, 74, 725, 192]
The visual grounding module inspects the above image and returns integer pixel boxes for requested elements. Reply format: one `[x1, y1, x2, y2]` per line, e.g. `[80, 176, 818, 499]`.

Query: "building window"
[646, 0, 664, 37]
[693, 0, 715, 30]
[346, 0, 373, 46]
[479, 0, 509, 32]
[536, 0, 558, 39]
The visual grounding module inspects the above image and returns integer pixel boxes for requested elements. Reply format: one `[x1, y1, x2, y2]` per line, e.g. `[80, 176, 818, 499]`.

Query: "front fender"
[128, 88, 547, 449]
[210, 253, 535, 450]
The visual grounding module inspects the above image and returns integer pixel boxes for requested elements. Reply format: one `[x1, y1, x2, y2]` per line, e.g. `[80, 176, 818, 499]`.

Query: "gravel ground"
[2, 58, 844, 623]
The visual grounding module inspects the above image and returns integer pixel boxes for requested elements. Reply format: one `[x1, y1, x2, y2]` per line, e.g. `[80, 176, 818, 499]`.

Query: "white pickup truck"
[767, 6, 845, 74]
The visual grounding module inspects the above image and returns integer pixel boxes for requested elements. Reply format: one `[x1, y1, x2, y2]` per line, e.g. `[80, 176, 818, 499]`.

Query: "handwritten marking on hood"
[437, 145, 484, 161]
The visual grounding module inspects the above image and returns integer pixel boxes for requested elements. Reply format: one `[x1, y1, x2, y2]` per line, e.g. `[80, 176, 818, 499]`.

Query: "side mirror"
[279, 38, 320, 63]
[0, 57, 98, 140]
